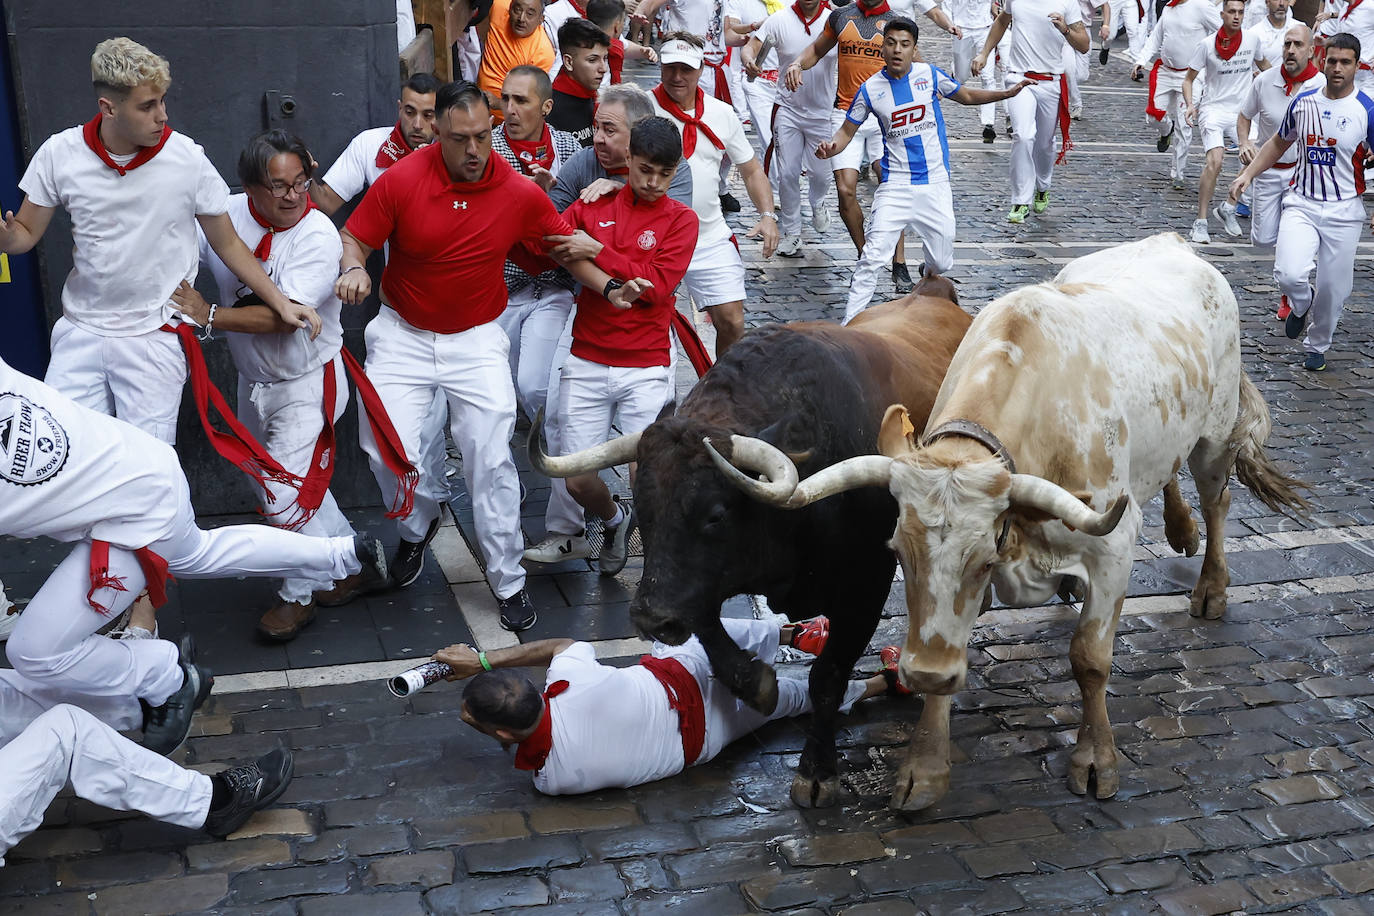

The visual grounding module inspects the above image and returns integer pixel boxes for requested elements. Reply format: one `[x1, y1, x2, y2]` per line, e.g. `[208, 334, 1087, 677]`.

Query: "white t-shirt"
[1004, 0, 1083, 75]
[1320, 0, 1374, 66]
[1138, 0, 1222, 69]
[652, 91, 756, 245]
[1248, 12, 1295, 63]
[1278, 87, 1374, 201]
[533, 642, 687, 795]
[1240, 65, 1325, 167]
[728, 0, 781, 72]
[1188, 30, 1266, 111]
[945, 0, 995, 30]
[197, 195, 345, 384]
[0, 357, 184, 548]
[18, 126, 230, 337]
[321, 126, 398, 203]
[758, 1, 838, 114]
[663, 0, 729, 62]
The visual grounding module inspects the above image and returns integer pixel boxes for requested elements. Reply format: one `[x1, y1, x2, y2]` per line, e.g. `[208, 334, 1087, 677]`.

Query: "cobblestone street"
[4, 30, 1374, 916]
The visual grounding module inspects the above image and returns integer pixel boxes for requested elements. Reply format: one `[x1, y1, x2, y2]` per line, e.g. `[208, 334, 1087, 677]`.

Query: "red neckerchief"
[375, 121, 414, 169]
[567, 0, 586, 13]
[604, 164, 629, 176]
[652, 85, 725, 157]
[1282, 61, 1320, 94]
[81, 114, 172, 176]
[507, 124, 557, 173]
[246, 196, 317, 261]
[792, 0, 830, 33]
[1344, 0, 1364, 18]
[1215, 27, 1243, 61]
[553, 69, 599, 100]
[857, 0, 890, 16]
[513, 680, 570, 771]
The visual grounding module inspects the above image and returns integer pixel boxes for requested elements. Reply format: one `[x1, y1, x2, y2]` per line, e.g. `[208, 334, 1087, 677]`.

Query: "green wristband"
[479, 650, 492, 672]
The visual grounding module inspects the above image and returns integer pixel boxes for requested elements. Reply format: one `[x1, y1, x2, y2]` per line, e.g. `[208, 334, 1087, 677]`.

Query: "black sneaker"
[498, 589, 538, 632]
[1285, 293, 1310, 340]
[203, 747, 295, 838]
[719, 193, 741, 213]
[1302, 351, 1326, 371]
[1099, 46, 1110, 65]
[599, 500, 637, 577]
[141, 635, 213, 756]
[982, 125, 996, 143]
[391, 515, 440, 589]
[892, 261, 912, 292]
[1157, 129, 1172, 153]
[352, 534, 389, 591]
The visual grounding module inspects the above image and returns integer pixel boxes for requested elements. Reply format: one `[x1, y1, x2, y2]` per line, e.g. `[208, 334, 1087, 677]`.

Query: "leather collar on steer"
[922, 419, 1016, 552]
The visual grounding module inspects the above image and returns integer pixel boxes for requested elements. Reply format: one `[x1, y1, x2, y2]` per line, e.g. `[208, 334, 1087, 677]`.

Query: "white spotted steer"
[753, 234, 1307, 811]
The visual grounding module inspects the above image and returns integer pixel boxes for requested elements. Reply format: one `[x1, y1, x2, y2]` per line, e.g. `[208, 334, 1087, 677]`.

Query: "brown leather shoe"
[313, 569, 387, 608]
[257, 599, 317, 641]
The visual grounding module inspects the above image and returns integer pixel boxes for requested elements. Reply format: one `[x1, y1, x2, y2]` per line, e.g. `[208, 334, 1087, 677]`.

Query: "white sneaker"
[522, 532, 592, 564]
[1212, 204, 1242, 238]
[0, 606, 21, 643]
[776, 233, 803, 258]
[1190, 218, 1211, 244]
[811, 207, 831, 234]
[1068, 104, 1083, 120]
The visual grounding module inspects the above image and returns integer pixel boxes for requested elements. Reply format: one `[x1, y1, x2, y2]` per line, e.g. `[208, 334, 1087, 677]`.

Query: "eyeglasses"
[267, 177, 313, 199]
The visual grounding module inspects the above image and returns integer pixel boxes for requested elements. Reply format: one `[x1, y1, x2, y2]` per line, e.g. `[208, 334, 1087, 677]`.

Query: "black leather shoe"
[141, 635, 213, 756]
[391, 516, 440, 588]
[203, 747, 295, 838]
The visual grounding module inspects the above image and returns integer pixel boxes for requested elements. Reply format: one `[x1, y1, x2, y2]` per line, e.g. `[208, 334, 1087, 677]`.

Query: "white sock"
[604, 505, 625, 530]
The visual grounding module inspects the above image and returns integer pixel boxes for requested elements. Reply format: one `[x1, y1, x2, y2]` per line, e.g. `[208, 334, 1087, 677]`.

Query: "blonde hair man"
[0, 38, 318, 444]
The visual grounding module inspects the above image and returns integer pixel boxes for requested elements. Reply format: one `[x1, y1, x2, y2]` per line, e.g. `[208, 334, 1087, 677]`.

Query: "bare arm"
[335, 228, 375, 305]
[925, 6, 962, 38]
[742, 36, 764, 77]
[169, 281, 296, 334]
[434, 638, 579, 680]
[1237, 113, 1258, 164]
[815, 118, 861, 158]
[198, 212, 322, 338]
[1062, 20, 1090, 54]
[1229, 132, 1295, 201]
[738, 157, 778, 257]
[784, 29, 839, 90]
[0, 199, 56, 255]
[309, 180, 348, 217]
[973, 11, 1012, 72]
[950, 78, 1034, 106]
[1182, 68, 1199, 118]
[724, 16, 761, 46]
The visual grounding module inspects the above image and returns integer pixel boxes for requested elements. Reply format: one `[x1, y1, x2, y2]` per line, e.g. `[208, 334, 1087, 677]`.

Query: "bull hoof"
[743, 661, 779, 715]
[888, 763, 950, 812]
[790, 773, 840, 808]
[1067, 750, 1119, 799]
[1188, 586, 1228, 620]
[1166, 521, 1200, 558]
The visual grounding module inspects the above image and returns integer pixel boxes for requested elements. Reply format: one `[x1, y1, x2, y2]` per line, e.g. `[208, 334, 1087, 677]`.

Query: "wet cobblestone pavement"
[4, 32, 1374, 916]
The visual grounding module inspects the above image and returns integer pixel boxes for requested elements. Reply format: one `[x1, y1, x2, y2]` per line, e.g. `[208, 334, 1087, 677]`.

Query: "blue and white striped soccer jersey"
[1278, 87, 1374, 201]
[845, 63, 961, 185]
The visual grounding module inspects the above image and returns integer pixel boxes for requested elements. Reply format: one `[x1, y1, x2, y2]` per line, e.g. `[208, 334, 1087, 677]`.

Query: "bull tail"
[1230, 373, 1310, 517]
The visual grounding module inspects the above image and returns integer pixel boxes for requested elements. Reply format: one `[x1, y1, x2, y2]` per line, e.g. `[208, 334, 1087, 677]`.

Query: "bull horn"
[703, 436, 801, 505]
[1008, 475, 1131, 536]
[784, 455, 894, 509]
[527, 407, 642, 478]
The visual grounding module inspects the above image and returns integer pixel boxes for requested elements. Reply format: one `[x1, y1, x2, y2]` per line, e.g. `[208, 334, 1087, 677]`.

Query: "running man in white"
[820, 18, 1030, 321]
[1133, 0, 1222, 188]
[1183, 0, 1270, 243]
[743, 0, 838, 256]
[948, 0, 1006, 141]
[1237, 24, 1323, 318]
[1248, 0, 1297, 65]
[1107, 0, 1152, 68]
[973, 0, 1090, 223]
[1229, 32, 1374, 372]
[1315, 0, 1374, 93]
[1065, 0, 1112, 120]
[725, 0, 782, 163]
[0, 356, 385, 754]
[0, 38, 318, 445]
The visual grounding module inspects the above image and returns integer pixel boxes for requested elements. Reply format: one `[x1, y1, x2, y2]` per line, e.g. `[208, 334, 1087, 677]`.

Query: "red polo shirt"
[346, 143, 573, 333]
[560, 184, 698, 368]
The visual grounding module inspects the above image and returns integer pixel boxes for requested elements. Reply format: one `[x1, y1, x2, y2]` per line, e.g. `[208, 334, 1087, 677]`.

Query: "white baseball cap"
[659, 39, 704, 69]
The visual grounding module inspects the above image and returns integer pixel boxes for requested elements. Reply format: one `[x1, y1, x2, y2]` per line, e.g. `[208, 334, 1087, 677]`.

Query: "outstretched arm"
[199, 212, 322, 338]
[816, 119, 861, 159]
[0, 199, 55, 255]
[973, 11, 1012, 73]
[950, 78, 1034, 106]
[434, 639, 579, 680]
[925, 6, 963, 38]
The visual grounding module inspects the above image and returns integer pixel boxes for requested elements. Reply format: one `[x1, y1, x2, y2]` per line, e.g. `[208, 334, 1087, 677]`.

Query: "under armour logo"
[453, 200, 468, 210]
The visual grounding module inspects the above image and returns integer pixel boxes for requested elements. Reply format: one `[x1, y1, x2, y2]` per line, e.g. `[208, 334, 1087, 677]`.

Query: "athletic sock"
[604, 505, 625, 530]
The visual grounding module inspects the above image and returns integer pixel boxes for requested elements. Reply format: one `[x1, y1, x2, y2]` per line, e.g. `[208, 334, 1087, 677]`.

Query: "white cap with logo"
[659, 38, 705, 69]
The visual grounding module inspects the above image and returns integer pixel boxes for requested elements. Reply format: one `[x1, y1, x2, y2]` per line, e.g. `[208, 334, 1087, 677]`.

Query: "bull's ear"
[878, 405, 917, 458]
[656, 400, 677, 421]
[755, 413, 812, 463]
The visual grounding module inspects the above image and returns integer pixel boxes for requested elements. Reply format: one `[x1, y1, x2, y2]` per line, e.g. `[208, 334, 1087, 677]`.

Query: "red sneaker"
[1277, 296, 1291, 320]
[789, 616, 829, 655]
[880, 645, 912, 696]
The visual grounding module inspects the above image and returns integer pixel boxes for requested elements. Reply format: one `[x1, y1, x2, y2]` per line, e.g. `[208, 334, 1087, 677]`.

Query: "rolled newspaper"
[387, 660, 455, 697]
[746, 36, 775, 82]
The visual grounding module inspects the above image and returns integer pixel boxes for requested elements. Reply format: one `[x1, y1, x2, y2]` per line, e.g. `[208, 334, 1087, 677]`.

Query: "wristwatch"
[603, 278, 626, 299]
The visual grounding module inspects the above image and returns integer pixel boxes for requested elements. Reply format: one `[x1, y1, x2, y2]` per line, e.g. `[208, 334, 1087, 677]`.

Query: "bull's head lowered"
[712, 404, 1128, 696]
[528, 409, 805, 714]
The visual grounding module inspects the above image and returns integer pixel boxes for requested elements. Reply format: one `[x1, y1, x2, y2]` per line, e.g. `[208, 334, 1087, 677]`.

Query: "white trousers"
[1272, 194, 1365, 355]
[1006, 75, 1064, 205]
[0, 702, 211, 864]
[845, 182, 956, 323]
[6, 500, 360, 707]
[45, 319, 187, 444]
[1108, 0, 1149, 60]
[360, 308, 525, 599]
[771, 105, 832, 236]
[544, 355, 672, 535]
[737, 76, 778, 162]
[495, 284, 575, 423]
[1065, 46, 1090, 110]
[237, 357, 357, 605]
[653, 618, 866, 764]
[1149, 66, 1193, 179]
[1249, 167, 1291, 250]
[952, 27, 998, 126]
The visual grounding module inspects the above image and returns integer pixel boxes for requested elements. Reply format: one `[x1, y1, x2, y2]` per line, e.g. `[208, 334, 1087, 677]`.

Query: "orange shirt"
[478, 0, 556, 123]
[823, 2, 891, 112]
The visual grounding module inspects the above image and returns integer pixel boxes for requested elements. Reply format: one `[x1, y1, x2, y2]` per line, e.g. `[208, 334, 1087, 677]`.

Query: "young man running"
[1236, 24, 1323, 318]
[821, 19, 1030, 321]
[973, 0, 1090, 222]
[1133, 0, 1221, 188]
[1183, 0, 1269, 243]
[1229, 33, 1374, 372]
